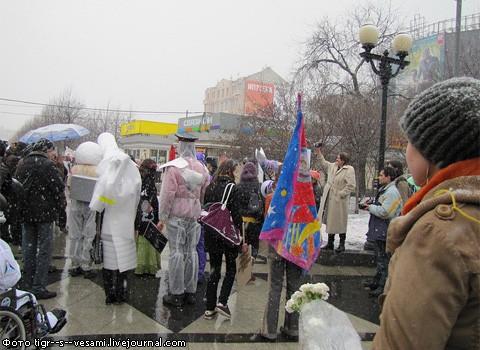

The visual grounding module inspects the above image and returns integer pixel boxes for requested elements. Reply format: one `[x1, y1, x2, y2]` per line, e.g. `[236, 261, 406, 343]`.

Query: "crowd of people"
[0, 77, 478, 348]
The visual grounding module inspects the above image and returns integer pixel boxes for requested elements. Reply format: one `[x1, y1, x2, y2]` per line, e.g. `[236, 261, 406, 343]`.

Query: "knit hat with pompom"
[400, 77, 480, 168]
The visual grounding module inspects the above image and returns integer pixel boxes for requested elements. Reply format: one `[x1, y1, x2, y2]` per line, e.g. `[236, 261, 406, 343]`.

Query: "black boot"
[102, 268, 116, 305]
[323, 234, 335, 250]
[335, 234, 346, 253]
[115, 270, 128, 305]
[163, 293, 185, 307]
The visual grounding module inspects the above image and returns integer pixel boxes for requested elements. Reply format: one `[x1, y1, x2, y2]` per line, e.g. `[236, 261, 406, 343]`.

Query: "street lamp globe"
[393, 28, 413, 56]
[359, 18, 379, 49]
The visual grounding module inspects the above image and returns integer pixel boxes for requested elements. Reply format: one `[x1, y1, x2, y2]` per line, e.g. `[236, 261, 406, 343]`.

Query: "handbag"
[198, 183, 241, 247]
[91, 211, 103, 264]
[143, 220, 168, 254]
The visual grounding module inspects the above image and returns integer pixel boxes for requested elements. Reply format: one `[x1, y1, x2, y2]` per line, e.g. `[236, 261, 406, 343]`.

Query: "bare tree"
[12, 90, 133, 151]
[39, 88, 87, 125]
[294, 1, 409, 196]
[221, 84, 297, 162]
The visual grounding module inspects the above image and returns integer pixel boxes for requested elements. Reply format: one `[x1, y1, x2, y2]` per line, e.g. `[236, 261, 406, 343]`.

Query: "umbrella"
[19, 123, 90, 143]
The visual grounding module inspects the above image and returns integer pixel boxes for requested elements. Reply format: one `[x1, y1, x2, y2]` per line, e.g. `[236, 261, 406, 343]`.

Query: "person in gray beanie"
[373, 77, 480, 350]
[400, 77, 480, 169]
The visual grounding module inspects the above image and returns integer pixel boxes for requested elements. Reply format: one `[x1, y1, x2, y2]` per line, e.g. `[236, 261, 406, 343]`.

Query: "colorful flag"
[259, 93, 322, 271]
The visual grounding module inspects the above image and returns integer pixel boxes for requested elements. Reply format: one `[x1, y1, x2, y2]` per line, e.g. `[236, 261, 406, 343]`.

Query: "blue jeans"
[22, 222, 54, 293]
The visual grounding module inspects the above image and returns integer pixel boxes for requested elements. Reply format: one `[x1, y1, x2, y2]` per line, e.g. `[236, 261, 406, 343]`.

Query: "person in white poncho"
[67, 141, 103, 280]
[89, 133, 141, 305]
[157, 132, 210, 307]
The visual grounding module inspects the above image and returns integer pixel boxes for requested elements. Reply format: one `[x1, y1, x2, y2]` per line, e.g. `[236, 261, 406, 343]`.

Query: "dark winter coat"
[203, 176, 242, 252]
[15, 151, 66, 223]
[2, 179, 26, 225]
[0, 164, 25, 224]
[236, 179, 265, 222]
[135, 174, 159, 234]
[312, 182, 323, 209]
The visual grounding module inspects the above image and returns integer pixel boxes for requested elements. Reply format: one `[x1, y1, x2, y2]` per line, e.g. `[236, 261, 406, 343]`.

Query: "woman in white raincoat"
[90, 133, 141, 305]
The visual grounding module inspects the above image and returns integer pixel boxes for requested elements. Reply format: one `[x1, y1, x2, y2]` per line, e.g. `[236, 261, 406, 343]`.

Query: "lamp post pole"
[360, 48, 410, 175]
[358, 21, 412, 189]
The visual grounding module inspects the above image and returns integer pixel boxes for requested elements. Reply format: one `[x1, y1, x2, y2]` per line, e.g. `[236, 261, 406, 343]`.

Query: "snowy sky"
[1, 0, 478, 135]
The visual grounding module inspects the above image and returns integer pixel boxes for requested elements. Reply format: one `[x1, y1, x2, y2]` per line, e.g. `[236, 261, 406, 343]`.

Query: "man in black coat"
[15, 138, 66, 299]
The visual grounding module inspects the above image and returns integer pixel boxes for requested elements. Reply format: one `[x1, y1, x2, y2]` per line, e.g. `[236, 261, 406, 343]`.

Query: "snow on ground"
[320, 198, 370, 251]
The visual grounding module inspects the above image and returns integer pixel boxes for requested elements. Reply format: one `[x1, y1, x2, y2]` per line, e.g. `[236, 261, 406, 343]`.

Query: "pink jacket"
[158, 158, 210, 221]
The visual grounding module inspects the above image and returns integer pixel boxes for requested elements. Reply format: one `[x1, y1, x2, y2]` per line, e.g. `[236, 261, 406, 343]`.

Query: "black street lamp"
[358, 19, 412, 180]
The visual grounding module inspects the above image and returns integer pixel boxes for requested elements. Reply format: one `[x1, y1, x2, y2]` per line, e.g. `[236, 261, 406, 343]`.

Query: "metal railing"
[410, 13, 479, 39]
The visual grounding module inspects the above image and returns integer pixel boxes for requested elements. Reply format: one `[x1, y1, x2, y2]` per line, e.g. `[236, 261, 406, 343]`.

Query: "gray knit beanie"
[400, 77, 480, 168]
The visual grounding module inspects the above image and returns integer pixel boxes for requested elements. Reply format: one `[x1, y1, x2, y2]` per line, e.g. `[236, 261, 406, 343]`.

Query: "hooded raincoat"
[90, 133, 141, 273]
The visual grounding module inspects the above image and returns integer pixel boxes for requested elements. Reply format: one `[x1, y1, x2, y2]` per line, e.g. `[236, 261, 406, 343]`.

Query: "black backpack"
[247, 191, 264, 219]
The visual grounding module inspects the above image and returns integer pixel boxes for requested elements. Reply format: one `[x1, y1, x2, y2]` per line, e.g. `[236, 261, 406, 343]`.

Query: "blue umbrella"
[19, 123, 90, 143]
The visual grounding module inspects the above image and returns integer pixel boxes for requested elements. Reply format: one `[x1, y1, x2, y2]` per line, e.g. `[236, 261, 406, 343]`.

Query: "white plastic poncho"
[157, 140, 210, 295]
[90, 133, 141, 272]
[0, 238, 21, 294]
[67, 141, 103, 271]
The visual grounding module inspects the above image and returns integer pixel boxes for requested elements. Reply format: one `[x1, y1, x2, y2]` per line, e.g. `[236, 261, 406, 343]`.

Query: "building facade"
[203, 67, 286, 116]
[121, 67, 286, 164]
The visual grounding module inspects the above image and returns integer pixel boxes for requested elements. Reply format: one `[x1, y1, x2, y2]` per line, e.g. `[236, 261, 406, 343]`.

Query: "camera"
[314, 141, 323, 148]
[358, 198, 373, 210]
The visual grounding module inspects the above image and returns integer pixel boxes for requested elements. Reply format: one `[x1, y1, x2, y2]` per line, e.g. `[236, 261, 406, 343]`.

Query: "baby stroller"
[0, 288, 67, 349]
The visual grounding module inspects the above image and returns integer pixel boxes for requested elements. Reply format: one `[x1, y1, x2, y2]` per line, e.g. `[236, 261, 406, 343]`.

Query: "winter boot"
[335, 234, 346, 253]
[323, 234, 335, 250]
[163, 293, 185, 307]
[102, 268, 116, 305]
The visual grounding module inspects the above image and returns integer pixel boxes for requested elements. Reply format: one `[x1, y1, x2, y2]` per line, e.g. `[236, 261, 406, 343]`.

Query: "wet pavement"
[12, 228, 380, 349]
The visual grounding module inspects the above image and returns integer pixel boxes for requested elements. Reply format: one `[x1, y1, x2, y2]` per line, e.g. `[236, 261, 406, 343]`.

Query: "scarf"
[402, 158, 480, 215]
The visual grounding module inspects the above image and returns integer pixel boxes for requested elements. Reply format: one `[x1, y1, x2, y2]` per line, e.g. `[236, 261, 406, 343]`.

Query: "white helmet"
[261, 180, 274, 198]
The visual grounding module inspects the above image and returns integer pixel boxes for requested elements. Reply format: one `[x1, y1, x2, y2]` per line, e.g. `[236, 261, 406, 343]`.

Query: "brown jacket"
[373, 176, 480, 349]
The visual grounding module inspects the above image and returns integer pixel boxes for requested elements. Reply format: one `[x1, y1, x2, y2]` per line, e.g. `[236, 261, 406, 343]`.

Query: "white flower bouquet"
[285, 282, 330, 313]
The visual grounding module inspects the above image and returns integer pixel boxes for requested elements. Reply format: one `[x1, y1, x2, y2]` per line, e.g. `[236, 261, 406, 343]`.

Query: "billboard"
[245, 80, 275, 115]
[401, 34, 445, 91]
[177, 114, 221, 132]
[120, 120, 178, 136]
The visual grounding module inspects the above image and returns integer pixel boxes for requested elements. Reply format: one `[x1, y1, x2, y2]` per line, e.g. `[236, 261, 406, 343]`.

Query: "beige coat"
[317, 155, 356, 234]
[373, 176, 480, 350]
